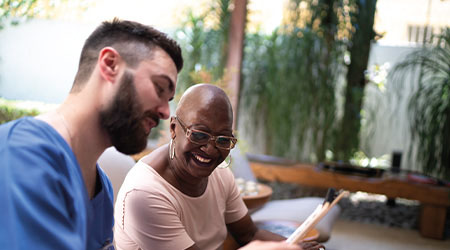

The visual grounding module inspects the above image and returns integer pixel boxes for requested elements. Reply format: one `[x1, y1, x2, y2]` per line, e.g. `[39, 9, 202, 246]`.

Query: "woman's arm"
[227, 213, 285, 245]
[239, 240, 304, 250]
[227, 213, 325, 250]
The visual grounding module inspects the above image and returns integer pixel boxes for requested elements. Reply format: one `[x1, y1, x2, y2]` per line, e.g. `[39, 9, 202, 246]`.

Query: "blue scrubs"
[0, 117, 114, 249]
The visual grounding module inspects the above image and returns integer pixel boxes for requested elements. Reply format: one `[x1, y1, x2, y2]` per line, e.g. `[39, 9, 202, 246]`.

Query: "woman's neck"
[167, 164, 208, 197]
[143, 144, 209, 197]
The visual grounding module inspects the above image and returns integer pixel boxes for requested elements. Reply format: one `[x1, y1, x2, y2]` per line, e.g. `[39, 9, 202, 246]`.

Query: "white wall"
[0, 19, 96, 104]
[360, 43, 420, 170]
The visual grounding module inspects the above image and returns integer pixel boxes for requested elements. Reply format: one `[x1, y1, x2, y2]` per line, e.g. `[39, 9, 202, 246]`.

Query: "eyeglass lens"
[176, 116, 235, 149]
[189, 130, 233, 149]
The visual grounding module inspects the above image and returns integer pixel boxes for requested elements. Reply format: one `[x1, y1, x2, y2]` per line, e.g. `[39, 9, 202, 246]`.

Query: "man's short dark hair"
[72, 18, 183, 92]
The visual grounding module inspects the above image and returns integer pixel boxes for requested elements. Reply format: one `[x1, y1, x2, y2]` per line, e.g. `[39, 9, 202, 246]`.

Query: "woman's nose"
[201, 139, 220, 154]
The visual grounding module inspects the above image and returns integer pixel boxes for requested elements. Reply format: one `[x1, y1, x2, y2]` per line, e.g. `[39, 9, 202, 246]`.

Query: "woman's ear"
[169, 116, 176, 139]
[98, 47, 122, 83]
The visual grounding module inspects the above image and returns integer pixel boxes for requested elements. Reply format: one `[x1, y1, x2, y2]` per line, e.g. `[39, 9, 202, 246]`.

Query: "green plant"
[175, 0, 377, 165]
[175, 0, 232, 94]
[0, 0, 38, 29]
[1, 1, 93, 30]
[0, 98, 41, 124]
[390, 28, 450, 180]
[240, 0, 350, 162]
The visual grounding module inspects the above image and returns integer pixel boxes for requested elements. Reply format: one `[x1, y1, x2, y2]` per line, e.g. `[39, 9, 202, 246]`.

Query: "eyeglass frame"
[174, 116, 237, 150]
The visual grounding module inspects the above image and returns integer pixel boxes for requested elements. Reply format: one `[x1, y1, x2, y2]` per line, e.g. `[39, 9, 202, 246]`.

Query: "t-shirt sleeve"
[0, 136, 85, 249]
[120, 189, 195, 250]
[223, 168, 248, 224]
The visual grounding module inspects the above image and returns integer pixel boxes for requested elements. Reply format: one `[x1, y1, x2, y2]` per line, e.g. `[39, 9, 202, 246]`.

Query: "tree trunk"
[334, 0, 377, 161]
[225, 0, 248, 130]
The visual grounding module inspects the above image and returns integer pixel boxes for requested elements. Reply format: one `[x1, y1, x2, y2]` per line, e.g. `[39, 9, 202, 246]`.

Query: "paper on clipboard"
[286, 188, 348, 244]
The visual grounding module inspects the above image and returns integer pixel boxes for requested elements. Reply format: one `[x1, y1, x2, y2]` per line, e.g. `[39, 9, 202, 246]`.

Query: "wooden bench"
[249, 161, 450, 240]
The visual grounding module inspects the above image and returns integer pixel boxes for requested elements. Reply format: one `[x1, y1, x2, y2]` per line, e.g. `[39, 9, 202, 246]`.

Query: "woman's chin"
[188, 158, 217, 177]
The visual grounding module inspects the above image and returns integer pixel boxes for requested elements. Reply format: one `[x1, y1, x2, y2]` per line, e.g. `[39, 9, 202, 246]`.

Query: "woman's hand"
[237, 240, 326, 250]
[299, 241, 325, 250]
[238, 240, 303, 250]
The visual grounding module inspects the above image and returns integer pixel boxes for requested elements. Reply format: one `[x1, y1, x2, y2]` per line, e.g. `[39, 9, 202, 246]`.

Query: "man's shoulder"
[0, 117, 33, 138]
[0, 117, 61, 146]
[0, 117, 80, 184]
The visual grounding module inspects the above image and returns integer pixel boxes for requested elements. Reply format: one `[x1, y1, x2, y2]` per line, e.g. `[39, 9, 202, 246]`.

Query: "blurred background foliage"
[0, 0, 89, 29]
[175, 0, 378, 164]
[1, 0, 39, 29]
[1, 0, 449, 180]
[175, 0, 232, 96]
[0, 98, 55, 124]
[241, 0, 351, 162]
[390, 28, 450, 180]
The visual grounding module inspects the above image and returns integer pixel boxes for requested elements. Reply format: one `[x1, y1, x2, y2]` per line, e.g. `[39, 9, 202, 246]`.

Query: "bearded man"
[0, 18, 183, 249]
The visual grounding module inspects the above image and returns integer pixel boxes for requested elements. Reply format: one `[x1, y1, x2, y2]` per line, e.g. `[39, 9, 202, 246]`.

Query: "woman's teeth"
[194, 154, 211, 163]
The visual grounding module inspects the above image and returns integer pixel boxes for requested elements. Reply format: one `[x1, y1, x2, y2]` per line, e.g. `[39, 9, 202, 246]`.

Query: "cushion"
[230, 145, 341, 242]
[251, 197, 341, 242]
[98, 147, 136, 203]
[230, 147, 257, 182]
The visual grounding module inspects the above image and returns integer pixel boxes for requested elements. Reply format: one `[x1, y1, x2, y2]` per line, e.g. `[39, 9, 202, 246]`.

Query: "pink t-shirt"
[114, 157, 248, 250]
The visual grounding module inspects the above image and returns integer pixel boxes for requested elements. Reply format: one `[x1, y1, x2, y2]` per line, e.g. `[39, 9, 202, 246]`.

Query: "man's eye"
[155, 83, 164, 96]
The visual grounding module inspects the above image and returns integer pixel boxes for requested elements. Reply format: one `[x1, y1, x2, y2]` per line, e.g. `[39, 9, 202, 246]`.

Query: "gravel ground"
[259, 180, 450, 238]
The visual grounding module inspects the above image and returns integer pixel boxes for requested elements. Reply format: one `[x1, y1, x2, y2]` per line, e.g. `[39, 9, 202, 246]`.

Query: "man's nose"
[157, 101, 170, 120]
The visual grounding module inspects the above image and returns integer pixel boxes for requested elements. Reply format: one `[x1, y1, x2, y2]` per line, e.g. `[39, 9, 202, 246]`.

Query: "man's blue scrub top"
[0, 117, 114, 249]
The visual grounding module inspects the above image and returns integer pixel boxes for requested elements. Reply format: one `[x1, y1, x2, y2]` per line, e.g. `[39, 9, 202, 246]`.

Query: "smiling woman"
[113, 83, 323, 250]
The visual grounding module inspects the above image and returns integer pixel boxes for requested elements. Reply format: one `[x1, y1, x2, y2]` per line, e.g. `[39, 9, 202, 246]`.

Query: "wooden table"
[250, 161, 450, 240]
[242, 183, 273, 211]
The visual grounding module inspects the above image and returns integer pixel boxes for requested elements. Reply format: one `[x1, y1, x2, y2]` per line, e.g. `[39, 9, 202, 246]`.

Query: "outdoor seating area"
[98, 146, 450, 249]
[2, 0, 450, 249]
[230, 147, 341, 243]
[248, 158, 450, 239]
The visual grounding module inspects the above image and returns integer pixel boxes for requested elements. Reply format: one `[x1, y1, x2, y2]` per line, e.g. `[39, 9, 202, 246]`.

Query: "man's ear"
[98, 47, 122, 83]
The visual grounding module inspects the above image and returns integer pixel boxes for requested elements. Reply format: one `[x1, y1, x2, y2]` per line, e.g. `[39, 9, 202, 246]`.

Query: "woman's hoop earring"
[169, 138, 176, 160]
[217, 155, 232, 169]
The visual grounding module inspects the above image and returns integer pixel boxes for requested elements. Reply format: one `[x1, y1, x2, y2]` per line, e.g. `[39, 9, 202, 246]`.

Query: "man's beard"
[99, 71, 159, 155]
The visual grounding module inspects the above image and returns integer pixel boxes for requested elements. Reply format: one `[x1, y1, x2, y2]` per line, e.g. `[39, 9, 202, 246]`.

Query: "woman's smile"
[190, 152, 215, 168]
[193, 153, 211, 163]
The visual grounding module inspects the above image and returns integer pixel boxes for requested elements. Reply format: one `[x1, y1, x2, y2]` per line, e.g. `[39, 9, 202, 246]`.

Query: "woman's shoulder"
[213, 166, 235, 179]
[209, 167, 236, 190]
[120, 161, 160, 191]
[121, 160, 178, 197]
[141, 144, 170, 174]
[118, 162, 185, 211]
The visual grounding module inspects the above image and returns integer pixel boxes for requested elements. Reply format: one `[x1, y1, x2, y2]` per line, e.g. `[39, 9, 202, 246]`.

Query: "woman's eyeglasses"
[175, 116, 237, 150]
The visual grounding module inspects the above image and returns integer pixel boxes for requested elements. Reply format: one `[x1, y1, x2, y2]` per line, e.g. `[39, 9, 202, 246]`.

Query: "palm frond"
[390, 28, 450, 180]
